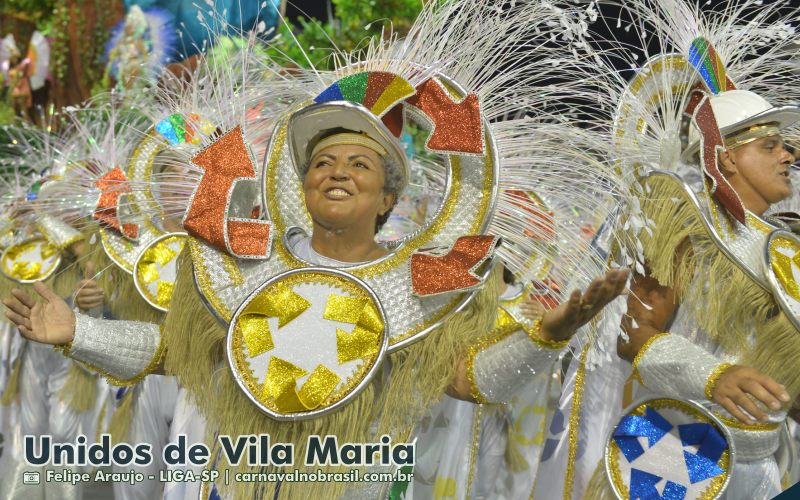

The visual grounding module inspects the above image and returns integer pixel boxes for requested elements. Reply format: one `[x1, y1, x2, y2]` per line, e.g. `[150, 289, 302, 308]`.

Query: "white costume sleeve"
[468, 321, 566, 404]
[633, 333, 729, 401]
[66, 312, 162, 385]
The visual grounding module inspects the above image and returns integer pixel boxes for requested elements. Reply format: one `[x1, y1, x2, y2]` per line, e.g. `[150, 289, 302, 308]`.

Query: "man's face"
[727, 134, 795, 207]
[303, 144, 394, 232]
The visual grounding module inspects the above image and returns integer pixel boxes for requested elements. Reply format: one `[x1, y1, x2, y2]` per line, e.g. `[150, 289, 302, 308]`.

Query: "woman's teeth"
[327, 188, 351, 197]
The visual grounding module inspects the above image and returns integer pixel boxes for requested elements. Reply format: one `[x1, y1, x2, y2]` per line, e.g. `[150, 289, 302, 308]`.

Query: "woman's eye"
[354, 162, 368, 169]
[314, 161, 330, 168]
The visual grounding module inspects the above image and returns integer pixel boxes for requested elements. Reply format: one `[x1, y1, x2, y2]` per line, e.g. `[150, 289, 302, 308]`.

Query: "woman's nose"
[330, 161, 350, 180]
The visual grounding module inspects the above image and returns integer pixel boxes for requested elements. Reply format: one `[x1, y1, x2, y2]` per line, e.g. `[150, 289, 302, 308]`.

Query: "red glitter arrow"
[186, 126, 272, 258]
[94, 166, 139, 239]
[406, 79, 484, 155]
[411, 235, 499, 296]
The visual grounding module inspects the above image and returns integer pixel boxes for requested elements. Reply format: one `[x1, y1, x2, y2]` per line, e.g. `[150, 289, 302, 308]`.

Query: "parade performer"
[5, 2, 632, 498]
[412, 118, 632, 499]
[104, 5, 177, 92]
[535, 1, 800, 499]
[0, 121, 95, 500]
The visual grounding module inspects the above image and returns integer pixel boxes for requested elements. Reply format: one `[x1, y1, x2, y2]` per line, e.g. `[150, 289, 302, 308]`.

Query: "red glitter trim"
[405, 79, 484, 154]
[185, 126, 272, 258]
[381, 105, 405, 137]
[411, 235, 499, 296]
[93, 166, 139, 239]
[693, 97, 745, 223]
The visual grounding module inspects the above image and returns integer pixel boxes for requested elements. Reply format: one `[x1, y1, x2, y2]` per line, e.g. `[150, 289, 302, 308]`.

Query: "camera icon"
[22, 471, 39, 485]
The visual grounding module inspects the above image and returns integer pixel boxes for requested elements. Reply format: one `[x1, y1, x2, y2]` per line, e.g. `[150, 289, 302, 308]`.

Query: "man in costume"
[534, 1, 800, 499]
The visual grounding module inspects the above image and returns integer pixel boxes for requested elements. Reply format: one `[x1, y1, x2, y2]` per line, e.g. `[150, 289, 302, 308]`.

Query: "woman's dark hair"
[502, 266, 516, 285]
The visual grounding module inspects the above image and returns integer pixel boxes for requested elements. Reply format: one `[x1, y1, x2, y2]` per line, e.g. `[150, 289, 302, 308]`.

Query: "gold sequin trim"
[712, 412, 780, 431]
[770, 235, 800, 302]
[523, 318, 569, 350]
[465, 405, 483, 499]
[704, 362, 733, 401]
[562, 345, 588, 500]
[745, 212, 773, 235]
[55, 341, 73, 355]
[630, 332, 669, 385]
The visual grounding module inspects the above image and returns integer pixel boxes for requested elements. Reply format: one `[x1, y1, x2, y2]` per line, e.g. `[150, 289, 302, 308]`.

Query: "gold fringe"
[1, 354, 22, 406]
[58, 364, 98, 413]
[639, 175, 800, 399]
[89, 248, 163, 323]
[583, 459, 616, 500]
[108, 388, 136, 444]
[162, 250, 499, 499]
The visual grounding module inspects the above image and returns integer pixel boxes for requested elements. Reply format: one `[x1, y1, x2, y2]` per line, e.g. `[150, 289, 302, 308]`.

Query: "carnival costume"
[0, 121, 95, 500]
[535, 1, 800, 499]
[30, 1, 639, 498]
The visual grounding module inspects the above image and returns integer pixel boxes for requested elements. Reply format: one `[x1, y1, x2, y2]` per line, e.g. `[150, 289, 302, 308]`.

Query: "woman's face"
[303, 144, 395, 232]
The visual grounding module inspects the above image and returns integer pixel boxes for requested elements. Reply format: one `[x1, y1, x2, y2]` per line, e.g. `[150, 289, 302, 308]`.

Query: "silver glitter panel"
[473, 330, 561, 404]
[101, 226, 161, 274]
[721, 215, 770, 282]
[71, 312, 161, 381]
[37, 215, 82, 249]
[192, 239, 456, 348]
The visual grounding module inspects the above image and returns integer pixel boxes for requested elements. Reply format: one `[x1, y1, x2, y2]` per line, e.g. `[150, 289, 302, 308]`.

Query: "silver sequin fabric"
[473, 330, 561, 404]
[70, 312, 161, 381]
[37, 215, 82, 248]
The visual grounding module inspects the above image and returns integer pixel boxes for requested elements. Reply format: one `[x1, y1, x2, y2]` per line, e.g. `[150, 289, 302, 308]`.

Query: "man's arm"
[620, 269, 790, 424]
[617, 272, 677, 361]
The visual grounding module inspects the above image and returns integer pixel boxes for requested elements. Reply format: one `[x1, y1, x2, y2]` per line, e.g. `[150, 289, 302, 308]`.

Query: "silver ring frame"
[132, 231, 189, 312]
[763, 230, 800, 332]
[603, 395, 735, 500]
[0, 236, 62, 283]
[226, 266, 390, 422]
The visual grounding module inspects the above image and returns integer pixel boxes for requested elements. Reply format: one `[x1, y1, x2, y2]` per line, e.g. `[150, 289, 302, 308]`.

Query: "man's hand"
[711, 365, 790, 425]
[540, 269, 629, 342]
[3, 283, 75, 345]
[75, 262, 104, 312]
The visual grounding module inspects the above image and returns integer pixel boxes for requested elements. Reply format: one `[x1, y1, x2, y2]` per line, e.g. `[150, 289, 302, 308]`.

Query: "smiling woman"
[296, 130, 403, 264]
[285, 101, 411, 265]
